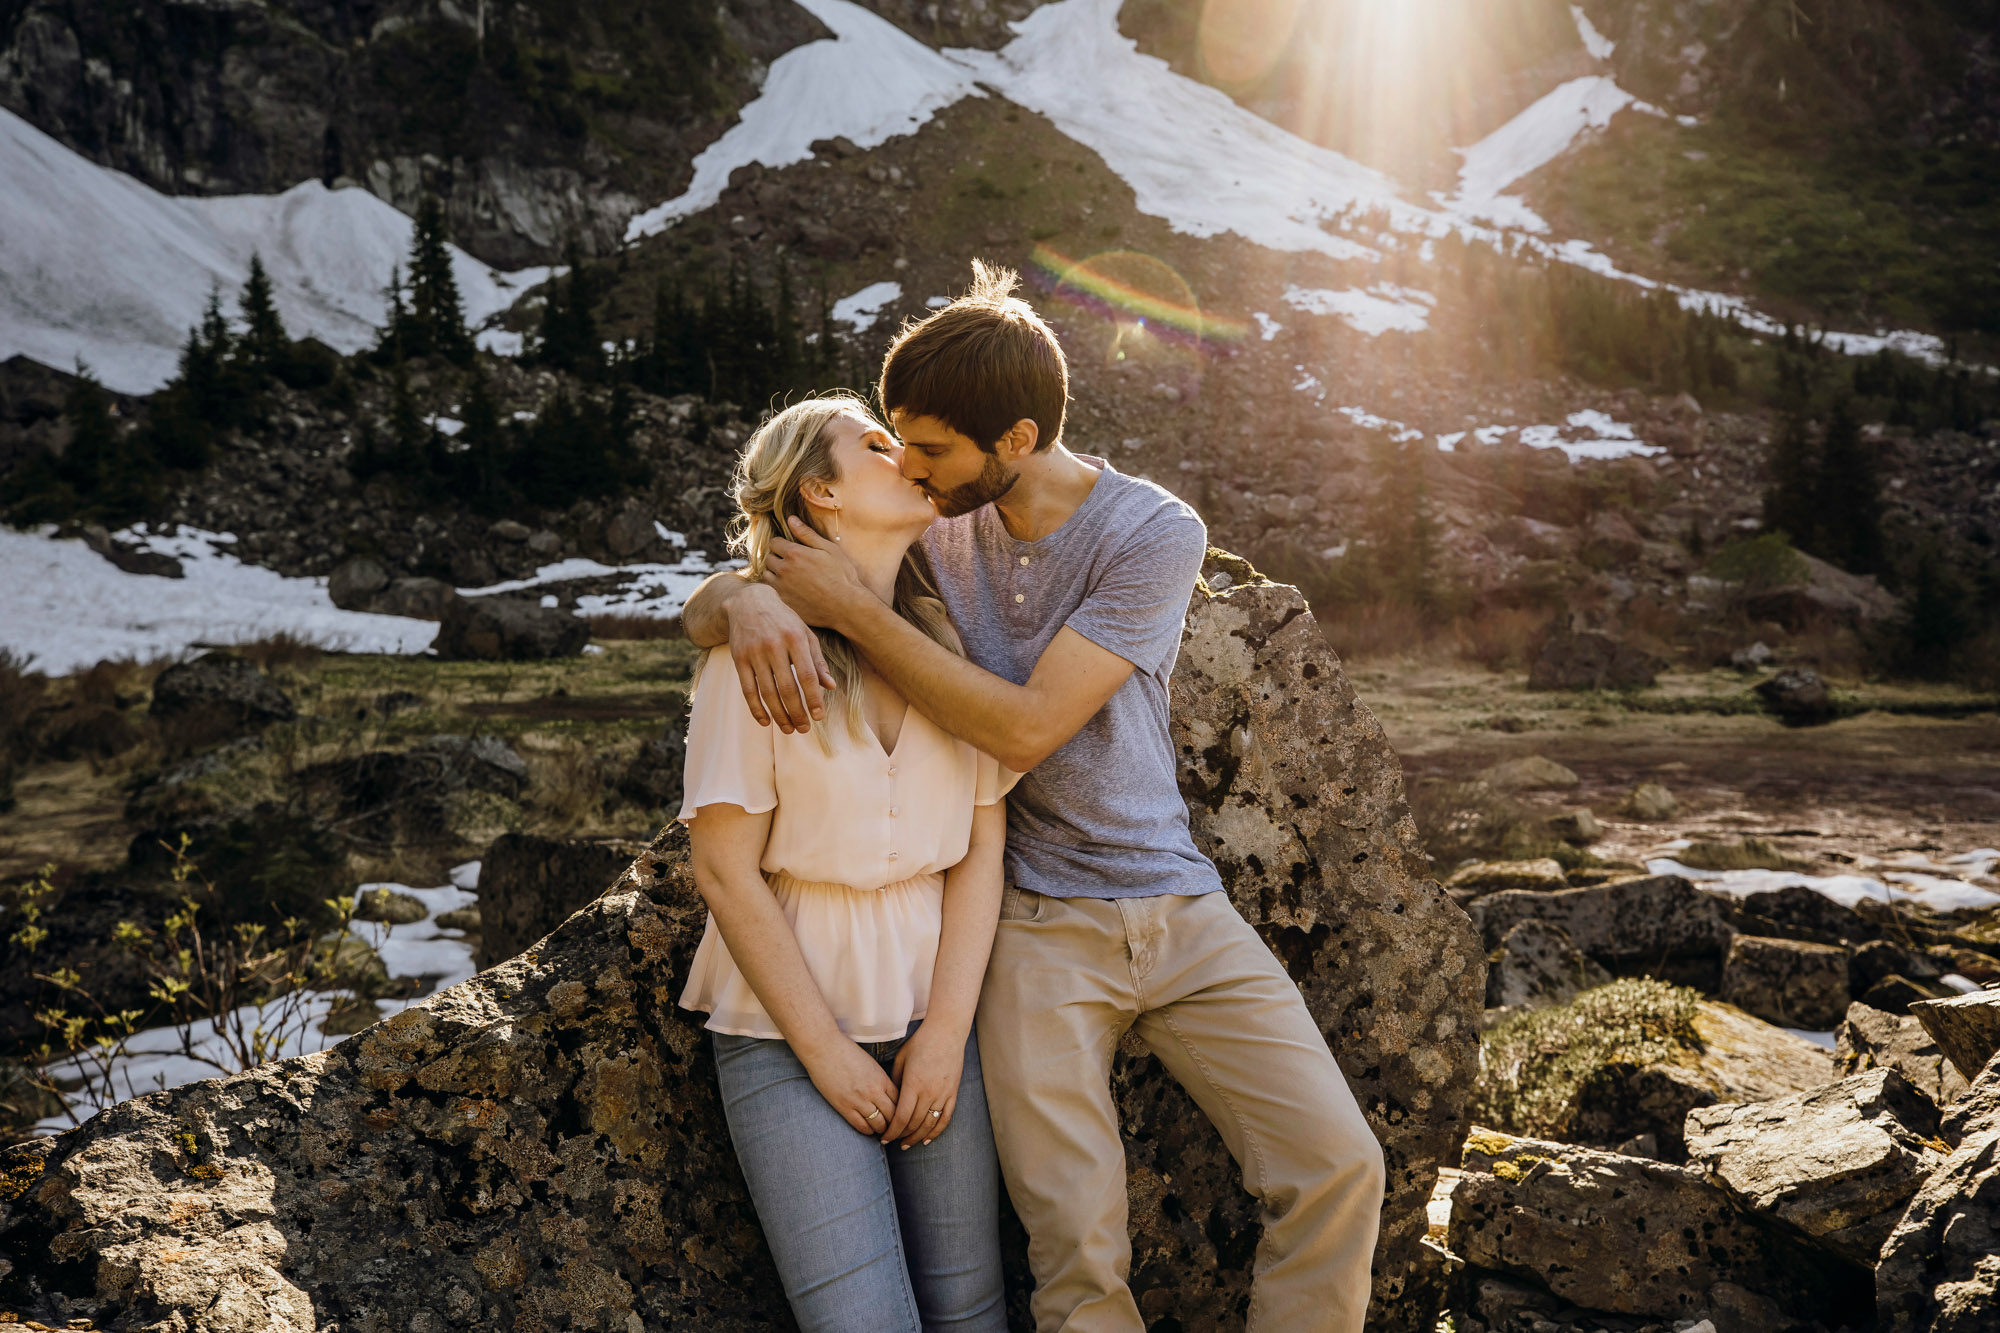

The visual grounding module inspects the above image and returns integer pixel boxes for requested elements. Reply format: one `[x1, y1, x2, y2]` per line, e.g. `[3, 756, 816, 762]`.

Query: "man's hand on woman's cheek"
[767, 518, 872, 627]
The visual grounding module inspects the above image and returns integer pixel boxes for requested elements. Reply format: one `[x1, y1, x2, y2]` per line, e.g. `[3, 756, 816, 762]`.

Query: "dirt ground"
[1347, 659, 2000, 872]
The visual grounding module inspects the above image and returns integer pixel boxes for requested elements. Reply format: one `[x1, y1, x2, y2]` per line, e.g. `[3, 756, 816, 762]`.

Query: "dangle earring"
[826, 500, 843, 543]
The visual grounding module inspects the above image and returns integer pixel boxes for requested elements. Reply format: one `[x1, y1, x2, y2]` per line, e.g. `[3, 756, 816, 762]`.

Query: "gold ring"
[865, 1109, 883, 1122]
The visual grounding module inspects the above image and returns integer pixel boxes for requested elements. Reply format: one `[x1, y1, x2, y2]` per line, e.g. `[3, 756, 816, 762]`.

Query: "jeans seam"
[1159, 1005, 1272, 1327]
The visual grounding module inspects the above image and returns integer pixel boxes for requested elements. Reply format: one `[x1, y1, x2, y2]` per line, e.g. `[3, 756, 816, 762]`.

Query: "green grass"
[1529, 113, 2000, 339]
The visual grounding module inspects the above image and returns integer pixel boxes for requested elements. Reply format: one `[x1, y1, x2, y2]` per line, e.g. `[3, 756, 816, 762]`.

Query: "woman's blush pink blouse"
[676, 645, 1018, 1042]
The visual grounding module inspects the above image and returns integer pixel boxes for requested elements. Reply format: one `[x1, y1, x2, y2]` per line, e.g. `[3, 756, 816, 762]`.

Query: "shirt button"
[1014, 593, 1025, 603]
[889, 806, 899, 817]
[888, 851, 899, 861]
[1019, 555, 1030, 566]
[887, 765, 897, 776]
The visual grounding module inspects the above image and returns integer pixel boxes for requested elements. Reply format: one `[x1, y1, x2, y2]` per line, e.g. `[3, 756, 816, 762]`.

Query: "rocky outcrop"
[473, 833, 648, 971]
[1445, 857, 1567, 900]
[1912, 988, 2000, 1081]
[1876, 1051, 2000, 1333]
[1449, 1129, 1871, 1322]
[147, 652, 295, 730]
[1719, 934, 1852, 1029]
[1468, 874, 1735, 979]
[1684, 1069, 1945, 1266]
[0, 0, 826, 264]
[431, 595, 589, 660]
[0, 571, 1480, 1333]
[1754, 666, 1838, 725]
[1839, 1001, 1972, 1106]
[1484, 920, 1611, 1010]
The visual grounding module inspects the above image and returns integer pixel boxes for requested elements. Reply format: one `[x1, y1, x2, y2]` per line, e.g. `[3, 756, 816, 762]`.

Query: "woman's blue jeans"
[711, 1022, 1007, 1333]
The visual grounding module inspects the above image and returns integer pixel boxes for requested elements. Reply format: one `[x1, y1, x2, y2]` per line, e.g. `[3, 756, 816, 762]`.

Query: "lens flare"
[1197, 0, 1303, 89]
[1029, 246, 1247, 356]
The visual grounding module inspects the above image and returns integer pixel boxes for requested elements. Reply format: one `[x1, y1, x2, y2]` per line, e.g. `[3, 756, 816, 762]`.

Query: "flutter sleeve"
[676, 647, 778, 823]
[973, 750, 1024, 807]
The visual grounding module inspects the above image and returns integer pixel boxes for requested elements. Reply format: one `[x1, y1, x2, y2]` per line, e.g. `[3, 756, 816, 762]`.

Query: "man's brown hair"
[879, 260, 1068, 453]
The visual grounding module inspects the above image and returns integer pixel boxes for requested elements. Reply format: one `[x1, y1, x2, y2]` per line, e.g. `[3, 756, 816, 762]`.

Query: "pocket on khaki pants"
[997, 886, 1045, 923]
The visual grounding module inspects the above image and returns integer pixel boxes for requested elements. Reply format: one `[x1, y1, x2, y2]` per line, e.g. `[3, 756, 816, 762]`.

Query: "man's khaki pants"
[976, 886, 1385, 1333]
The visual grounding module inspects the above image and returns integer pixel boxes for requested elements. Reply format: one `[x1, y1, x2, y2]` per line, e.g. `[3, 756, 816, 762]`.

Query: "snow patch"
[0, 108, 548, 395]
[624, 0, 981, 240]
[1283, 283, 1434, 336]
[1648, 858, 2000, 915]
[947, 0, 1418, 262]
[461, 552, 731, 623]
[1448, 77, 1651, 231]
[0, 525, 436, 675]
[831, 280, 904, 331]
[1252, 312, 1283, 341]
[1571, 5, 1615, 60]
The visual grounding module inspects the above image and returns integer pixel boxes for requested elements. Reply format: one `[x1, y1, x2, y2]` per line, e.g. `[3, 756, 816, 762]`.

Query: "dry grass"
[1457, 607, 1552, 672]
[233, 633, 325, 674]
[1673, 837, 1807, 872]
[524, 739, 613, 834]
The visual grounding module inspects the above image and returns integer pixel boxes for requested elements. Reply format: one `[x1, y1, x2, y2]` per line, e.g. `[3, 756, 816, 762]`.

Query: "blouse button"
[888, 851, 900, 861]
[887, 765, 897, 776]
[889, 806, 899, 817]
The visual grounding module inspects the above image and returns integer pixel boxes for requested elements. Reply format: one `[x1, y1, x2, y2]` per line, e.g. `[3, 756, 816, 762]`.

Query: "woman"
[677, 394, 1015, 1332]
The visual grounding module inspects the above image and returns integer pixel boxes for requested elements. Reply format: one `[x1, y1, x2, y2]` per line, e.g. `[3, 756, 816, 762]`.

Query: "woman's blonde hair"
[713, 393, 961, 754]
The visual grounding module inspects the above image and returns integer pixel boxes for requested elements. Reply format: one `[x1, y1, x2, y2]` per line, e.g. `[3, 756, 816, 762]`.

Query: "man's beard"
[925, 451, 1019, 518]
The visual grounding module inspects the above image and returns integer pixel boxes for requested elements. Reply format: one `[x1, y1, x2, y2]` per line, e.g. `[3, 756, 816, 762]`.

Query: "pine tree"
[1812, 400, 1885, 574]
[407, 195, 472, 364]
[1761, 412, 1817, 547]
[379, 265, 413, 362]
[456, 368, 507, 511]
[534, 241, 601, 378]
[60, 363, 153, 523]
[237, 253, 289, 385]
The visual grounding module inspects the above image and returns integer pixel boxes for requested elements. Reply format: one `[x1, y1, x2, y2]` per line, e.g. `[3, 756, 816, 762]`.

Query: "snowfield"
[0, 108, 551, 395]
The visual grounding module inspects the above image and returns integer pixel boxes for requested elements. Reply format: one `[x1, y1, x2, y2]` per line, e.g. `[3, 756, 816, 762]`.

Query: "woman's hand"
[802, 1039, 904, 1137]
[883, 1022, 966, 1148]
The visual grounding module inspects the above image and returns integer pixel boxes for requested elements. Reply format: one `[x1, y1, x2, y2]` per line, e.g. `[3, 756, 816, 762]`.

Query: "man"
[681, 262, 1384, 1332]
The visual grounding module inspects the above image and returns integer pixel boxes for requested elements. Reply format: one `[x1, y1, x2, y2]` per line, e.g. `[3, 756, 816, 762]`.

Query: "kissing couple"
[674, 262, 1386, 1332]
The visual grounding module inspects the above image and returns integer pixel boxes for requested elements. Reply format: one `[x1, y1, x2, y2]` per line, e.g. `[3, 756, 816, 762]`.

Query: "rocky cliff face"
[0, 567, 1481, 1332]
[0, 0, 825, 264]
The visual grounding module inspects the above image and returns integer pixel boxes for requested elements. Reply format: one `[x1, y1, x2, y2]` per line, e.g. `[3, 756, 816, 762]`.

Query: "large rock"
[147, 652, 296, 730]
[1733, 882, 1877, 947]
[1838, 1001, 1972, 1106]
[296, 734, 528, 850]
[1685, 1069, 1945, 1266]
[1754, 667, 1837, 725]
[474, 833, 650, 970]
[1527, 626, 1663, 691]
[367, 576, 461, 621]
[0, 571, 1478, 1332]
[431, 595, 590, 660]
[1469, 875, 1735, 979]
[1445, 857, 1567, 900]
[1619, 780, 1679, 820]
[1911, 988, 2000, 1081]
[1485, 920, 1611, 1010]
[327, 555, 391, 610]
[1476, 755, 1579, 790]
[1876, 1051, 2000, 1332]
[1719, 934, 1852, 1029]
[1449, 1130, 1871, 1321]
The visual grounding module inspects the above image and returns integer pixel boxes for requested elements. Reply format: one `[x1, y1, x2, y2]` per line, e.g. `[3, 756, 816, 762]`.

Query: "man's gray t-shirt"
[921, 459, 1223, 900]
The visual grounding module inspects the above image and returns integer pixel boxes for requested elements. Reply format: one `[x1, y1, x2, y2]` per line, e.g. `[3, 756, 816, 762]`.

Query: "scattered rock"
[1740, 551, 1901, 632]
[1446, 858, 1568, 900]
[433, 906, 481, 932]
[1911, 988, 2000, 1081]
[1685, 1069, 1945, 1266]
[1449, 1130, 1870, 1321]
[431, 595, 590, 660]
[1875, 1051, 2000, 1332]
[327, 555, 391, 610]
[367, 576, 461, 621]
[526, 529, 562, 556]
[1719, 935, 1852, 1029]
[1485, 920, 1611, 1010]
[1570, 1061, 1718, 1161]
[1619, 780, 1679, 820]
[1732, 883, 1875, 946]
[1690, 1001, 1837, 1103]
[1854, 938, 1955, 1000]
[473, 832, 648, 969]
[1865, 972, 1959, 1014]
[1754, 667, 1837, 726]
[1469, 875, 1735, 971]
[618, 728, 689, 813]
[352, 887, 428, 925]
[1477, 755, 1580, 790]
[605, 507, 657, 558]
[147, 652, 297, 730]
[1837, 1001, 1972, 1107]
[1729, 641, 1775, 670]
[1527, 626, 1663, 691]
[1542, 808, 1603, 844]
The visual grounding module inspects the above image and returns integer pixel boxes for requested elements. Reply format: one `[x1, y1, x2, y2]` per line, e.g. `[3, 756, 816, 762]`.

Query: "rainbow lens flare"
[1030, 247, 1248, 355]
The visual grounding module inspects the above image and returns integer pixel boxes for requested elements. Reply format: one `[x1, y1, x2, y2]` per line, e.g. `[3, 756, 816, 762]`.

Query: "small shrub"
[1457, 606, 1551, 672]
[1704, 532, 1808, 591]
[1472, 979, 1703, 1140]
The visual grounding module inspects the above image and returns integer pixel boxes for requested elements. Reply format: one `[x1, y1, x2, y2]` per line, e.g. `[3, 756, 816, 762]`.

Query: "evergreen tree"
[455, 368, 508, 512]
[237, 253, 289, 385]
[379, 265, 413, 362]
[57, 364, 153, 523]
[1811, 400, 1885, 575]
[1761, 411, 1817, 546]
[407, 195, 472, 364]
[533, 241, 602, 378]
[1894, 545, 1971, 678]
